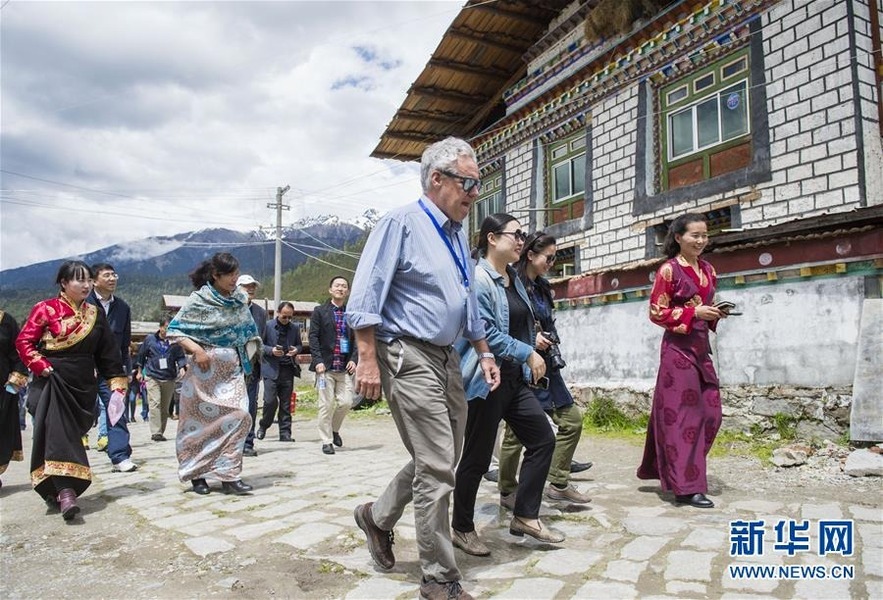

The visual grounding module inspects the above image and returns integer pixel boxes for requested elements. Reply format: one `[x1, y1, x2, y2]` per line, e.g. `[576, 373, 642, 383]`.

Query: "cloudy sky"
[0, 0, 463, 270]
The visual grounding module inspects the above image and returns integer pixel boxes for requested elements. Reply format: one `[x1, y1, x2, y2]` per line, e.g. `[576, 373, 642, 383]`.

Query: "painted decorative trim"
[476, 0, 779, 162]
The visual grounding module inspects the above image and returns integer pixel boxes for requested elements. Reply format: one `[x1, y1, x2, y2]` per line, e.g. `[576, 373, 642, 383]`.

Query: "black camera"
[542, 331, 567, 370]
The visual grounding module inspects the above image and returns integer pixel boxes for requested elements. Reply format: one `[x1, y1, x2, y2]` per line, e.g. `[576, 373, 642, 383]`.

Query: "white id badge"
[339, 338, 350, 354]
[158, 358, 168, 370]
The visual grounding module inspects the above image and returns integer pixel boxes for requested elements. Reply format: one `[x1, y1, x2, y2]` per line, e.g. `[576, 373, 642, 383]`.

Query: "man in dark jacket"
[87, 262, 137, 472]
[237, 274, 267, 457]
[257, 302, 301, 442]
[309, 276, 358, 455]
[134, 316, 186, 442]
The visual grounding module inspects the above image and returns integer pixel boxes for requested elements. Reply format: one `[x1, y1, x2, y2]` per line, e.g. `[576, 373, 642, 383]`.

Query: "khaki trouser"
[370, 337, 466, 584]
[316, 371, 354, 444]
[146, 378, 176, 436]
[499, 403, 584, 491]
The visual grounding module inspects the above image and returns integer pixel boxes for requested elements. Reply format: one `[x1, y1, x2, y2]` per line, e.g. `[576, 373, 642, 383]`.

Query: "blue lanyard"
[418, 198, 470, 290]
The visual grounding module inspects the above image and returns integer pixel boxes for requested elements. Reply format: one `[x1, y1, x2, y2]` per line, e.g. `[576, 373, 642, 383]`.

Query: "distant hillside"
[0, 211, 379, 323]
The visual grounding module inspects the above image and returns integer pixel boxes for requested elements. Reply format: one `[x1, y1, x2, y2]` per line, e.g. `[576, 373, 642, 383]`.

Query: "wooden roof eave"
[371, 0, 573, 161]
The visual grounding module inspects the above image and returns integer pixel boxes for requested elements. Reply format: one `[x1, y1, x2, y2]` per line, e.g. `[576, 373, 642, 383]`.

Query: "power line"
[280, 239, 356, 273]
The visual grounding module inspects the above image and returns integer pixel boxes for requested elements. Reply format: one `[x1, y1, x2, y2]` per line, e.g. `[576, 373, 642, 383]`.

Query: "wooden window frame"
[659, 47, 752, 191]
[546, 131, 587, 224]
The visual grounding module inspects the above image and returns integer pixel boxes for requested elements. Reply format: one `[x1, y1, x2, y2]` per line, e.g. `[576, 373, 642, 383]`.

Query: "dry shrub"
[584, 0, 670, 42]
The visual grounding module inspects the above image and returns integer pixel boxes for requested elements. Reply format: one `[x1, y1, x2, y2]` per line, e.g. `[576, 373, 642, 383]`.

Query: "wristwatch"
[478, 352, 495, 360]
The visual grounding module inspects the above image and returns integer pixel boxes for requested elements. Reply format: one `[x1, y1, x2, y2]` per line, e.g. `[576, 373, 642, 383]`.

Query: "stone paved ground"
[1, 410, 880, 599]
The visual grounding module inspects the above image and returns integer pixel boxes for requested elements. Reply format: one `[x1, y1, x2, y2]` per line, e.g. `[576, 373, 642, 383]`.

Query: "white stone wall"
[503, 142, 534, 217]
[555, 276, 865, 390]
[751, 0, 867, 222]
[580, 87, 643, 271]
[854, 0, 883, 205]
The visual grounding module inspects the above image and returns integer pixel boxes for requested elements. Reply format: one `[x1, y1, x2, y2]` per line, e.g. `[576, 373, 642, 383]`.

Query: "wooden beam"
[371, 148, 421, 161]
[382, 130, 445, 144]
[408, 86, 490, 105]
[395, 109, 470, 126]
[466, 3, 553, 26]
[446, 28, 528, 55]
[426, 58, 511, 80]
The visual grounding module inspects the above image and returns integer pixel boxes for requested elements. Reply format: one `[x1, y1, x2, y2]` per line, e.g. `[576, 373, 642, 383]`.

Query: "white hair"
[420, 137, 477, 193]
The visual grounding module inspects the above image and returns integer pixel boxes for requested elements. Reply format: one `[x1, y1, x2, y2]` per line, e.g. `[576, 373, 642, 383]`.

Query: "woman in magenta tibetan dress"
[637, 213, 727, 509]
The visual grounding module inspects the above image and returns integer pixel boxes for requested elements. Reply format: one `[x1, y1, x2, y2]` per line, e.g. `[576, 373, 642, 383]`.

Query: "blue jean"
[128, 385, 149, 420]
[97, 379, 133, 464]
[245, 374, 258, 449]
[96, 394, 108, 438]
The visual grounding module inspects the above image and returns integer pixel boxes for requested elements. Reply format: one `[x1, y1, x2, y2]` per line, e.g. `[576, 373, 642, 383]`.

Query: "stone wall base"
[572, 384, 853, 440]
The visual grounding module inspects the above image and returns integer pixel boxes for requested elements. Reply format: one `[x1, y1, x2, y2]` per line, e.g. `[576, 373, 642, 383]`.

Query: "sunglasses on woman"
[495, 229, 527, 242]
[438, 169, 482, 194]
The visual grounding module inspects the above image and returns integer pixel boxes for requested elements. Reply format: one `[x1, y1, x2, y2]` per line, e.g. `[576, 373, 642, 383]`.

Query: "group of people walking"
[346, 137, 728, 599]
[0, 255, 360, 512]
[0, 135, 727, 600]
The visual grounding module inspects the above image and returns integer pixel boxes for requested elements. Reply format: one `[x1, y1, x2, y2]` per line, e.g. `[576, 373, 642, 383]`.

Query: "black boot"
[191, 478, 210, 495]
[221, 480, 253, 495]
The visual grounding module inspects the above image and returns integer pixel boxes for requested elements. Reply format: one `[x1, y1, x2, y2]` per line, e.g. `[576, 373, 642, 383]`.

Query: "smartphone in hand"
[529, 376, 550, 390]
[713, 300, 742, 316]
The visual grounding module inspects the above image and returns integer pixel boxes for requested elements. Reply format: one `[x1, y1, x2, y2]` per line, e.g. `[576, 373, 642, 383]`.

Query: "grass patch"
[709, 429, 778, 462]
[317, 560, 345, 575]
[582, 397, 648, 442]
[772, 412, 797, 440]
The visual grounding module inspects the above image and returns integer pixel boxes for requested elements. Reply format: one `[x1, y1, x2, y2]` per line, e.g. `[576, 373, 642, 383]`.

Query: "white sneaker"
[112, 459, 138, 473]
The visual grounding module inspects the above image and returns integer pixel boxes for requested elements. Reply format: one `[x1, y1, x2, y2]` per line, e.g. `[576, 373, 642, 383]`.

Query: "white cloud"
[0, 0, 461, 270]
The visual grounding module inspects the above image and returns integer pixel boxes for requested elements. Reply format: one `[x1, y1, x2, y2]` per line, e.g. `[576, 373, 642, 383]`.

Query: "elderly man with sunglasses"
[347, 137, 500, 600]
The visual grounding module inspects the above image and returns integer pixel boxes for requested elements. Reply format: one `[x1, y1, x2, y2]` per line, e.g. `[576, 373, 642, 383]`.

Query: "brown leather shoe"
[509, 516, 565, 543]
[57, 488, 80, 521]
[353, 502, 395, 569]
[544, 483, 592, 504]
[452, 529, 490, 557]
[500, 491, 516, 511]
[419, 578, 473, 600]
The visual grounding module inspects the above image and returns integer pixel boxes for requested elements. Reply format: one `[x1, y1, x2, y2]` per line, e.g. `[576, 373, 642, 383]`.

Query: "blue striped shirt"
[347, 197, 484, 346]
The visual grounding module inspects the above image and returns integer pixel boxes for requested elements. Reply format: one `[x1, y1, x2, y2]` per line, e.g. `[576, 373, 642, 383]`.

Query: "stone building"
[372, 0, 883, 439]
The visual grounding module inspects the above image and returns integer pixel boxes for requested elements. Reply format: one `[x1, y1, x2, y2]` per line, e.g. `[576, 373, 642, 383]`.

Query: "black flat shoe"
[221, 480, 253, 495]
[322, 443, 335, 455]
[570, 460, 594, 473]
[191, 478, 210, 495]
[675, 493, 714, 508]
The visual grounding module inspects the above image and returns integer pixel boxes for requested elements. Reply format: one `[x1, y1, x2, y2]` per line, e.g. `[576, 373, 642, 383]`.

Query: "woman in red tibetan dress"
[637, 214, 728, 509]
[16, 260, 127, 520]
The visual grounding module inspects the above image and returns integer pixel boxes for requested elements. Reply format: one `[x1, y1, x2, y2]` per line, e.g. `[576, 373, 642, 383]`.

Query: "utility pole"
[268, 185, 290, 311]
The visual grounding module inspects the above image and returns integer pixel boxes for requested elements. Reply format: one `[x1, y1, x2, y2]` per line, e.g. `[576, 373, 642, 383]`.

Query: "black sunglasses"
[495, 229, 527, 242]
[438, 169, 482, 194]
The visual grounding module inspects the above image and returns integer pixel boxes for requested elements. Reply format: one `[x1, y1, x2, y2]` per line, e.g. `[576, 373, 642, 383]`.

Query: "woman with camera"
[452, 214, 561, 557]
[497, 232, 591, 506]
[636, 213, 727, 508]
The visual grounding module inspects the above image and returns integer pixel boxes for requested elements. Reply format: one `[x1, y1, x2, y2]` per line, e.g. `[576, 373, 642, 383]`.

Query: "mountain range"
[0, 209, 381, 321]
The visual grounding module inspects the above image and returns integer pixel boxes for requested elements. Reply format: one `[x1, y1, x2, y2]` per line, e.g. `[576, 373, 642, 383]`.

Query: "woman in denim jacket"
[452, 213, 562, 558]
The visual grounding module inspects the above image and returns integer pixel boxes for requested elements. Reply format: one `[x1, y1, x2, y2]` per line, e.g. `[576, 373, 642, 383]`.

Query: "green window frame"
[659, 47, 751, 191]
[472, 172, 504, 237]
[546, 132, 586, 224]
